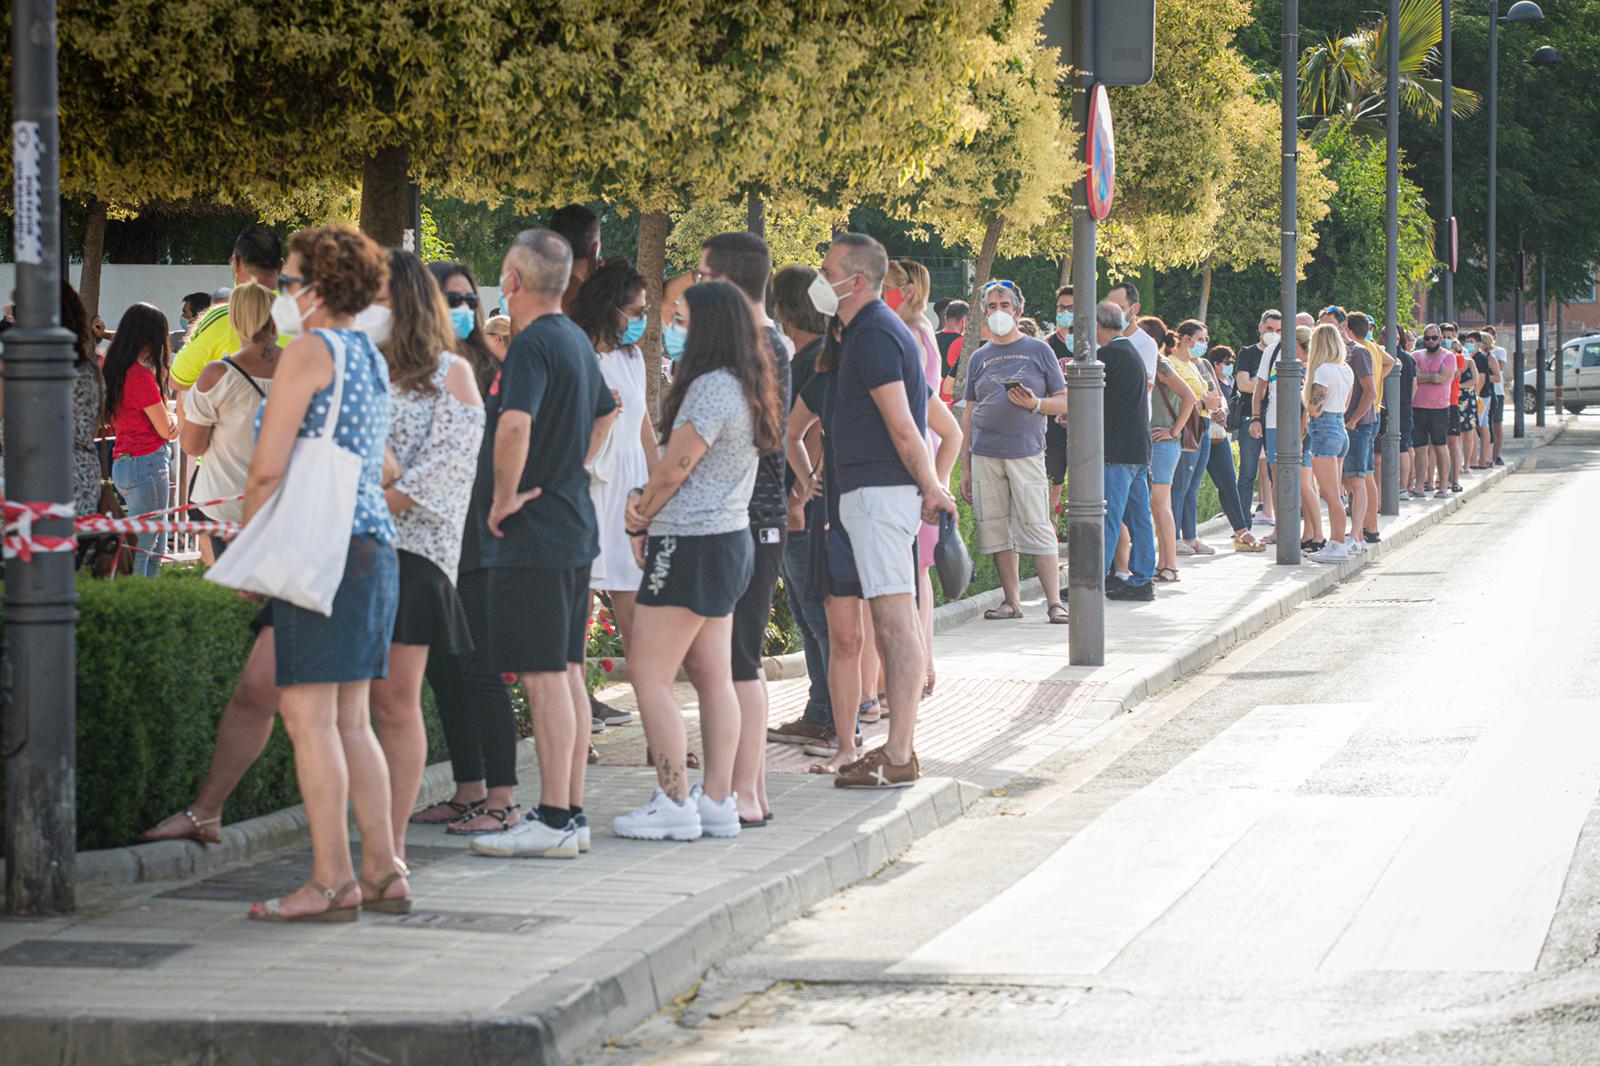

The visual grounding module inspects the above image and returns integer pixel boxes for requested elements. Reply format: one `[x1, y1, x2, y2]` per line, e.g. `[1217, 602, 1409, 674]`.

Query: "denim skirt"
[272, 535, 399, 686]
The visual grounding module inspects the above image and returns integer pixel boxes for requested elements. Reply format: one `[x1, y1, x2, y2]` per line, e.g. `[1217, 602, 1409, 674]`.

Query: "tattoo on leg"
[655, 751, 684, 800]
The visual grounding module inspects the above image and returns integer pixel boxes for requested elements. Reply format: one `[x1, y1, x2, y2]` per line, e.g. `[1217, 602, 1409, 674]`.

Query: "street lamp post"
[1275, 0, 1303, 566]
[1380, 0, 1402, 516]
[5, 0, 80, 917]
[1491, 1, 1547, 440]
[1443, 0, 1455, 323]
[1536, 251, 1546, 426]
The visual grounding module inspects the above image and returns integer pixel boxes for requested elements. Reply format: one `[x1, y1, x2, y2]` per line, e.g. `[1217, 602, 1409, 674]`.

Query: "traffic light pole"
[5, 0, 80, 916]
[1066, 0, 1106, 665]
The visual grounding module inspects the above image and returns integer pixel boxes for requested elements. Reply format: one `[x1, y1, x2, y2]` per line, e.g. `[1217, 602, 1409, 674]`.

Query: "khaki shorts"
[971, 452, 1058, 556]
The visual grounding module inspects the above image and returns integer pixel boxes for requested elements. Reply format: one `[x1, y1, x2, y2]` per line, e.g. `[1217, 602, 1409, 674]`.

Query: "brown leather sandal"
[249, 879, 359, 923]
[360, 869, 413, 914]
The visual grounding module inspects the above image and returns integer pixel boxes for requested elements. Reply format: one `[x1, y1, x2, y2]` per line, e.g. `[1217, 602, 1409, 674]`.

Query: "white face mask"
[353, 305, 392, 348]
[1261, 331, 1281, 351]
[808, 271, 855, 317]
[987, 310, 1017, 337]
[271, 288, 318, 338]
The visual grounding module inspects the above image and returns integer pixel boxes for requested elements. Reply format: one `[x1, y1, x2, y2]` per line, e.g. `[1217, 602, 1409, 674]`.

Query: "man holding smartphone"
[960, 279, 1069, 624]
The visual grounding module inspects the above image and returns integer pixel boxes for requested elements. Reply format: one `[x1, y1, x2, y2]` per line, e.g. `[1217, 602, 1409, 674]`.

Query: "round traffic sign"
[1087, 84, 1116, 221]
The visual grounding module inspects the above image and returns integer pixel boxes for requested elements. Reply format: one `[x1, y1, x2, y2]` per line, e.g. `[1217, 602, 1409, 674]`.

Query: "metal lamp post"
[1275, 0, 1303, 565]
[1443, 0, 1455, 323]
[1380, 0, 1402, 516]
[1491, 0, 1545, 439]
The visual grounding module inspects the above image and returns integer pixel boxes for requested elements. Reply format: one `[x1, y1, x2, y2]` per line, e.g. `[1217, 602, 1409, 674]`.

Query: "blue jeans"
[1236, 430, 1264, 527]
[782, 527, 831, 727]
[1172, 436, 1210, 541]
[111, 447, 170, 578]
[1104, 463, 1156, 586]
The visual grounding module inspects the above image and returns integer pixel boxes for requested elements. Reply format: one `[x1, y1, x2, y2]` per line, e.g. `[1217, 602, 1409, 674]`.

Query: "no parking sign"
[1086, 85, 1115, 221]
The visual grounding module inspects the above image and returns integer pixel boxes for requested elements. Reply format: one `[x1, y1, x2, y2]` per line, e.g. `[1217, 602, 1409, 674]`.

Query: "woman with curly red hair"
[243, 226, 409, 922]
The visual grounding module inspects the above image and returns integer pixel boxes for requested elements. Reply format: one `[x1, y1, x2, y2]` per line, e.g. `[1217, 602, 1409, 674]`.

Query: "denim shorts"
[273, 535, 398, 686]
[1306, 411, 1350, 465]
[1345, 419, 1378, 476]
[1150, 438, 1181, 485]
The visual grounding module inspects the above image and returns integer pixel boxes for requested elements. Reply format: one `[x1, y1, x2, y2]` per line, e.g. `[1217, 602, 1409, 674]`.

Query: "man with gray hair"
[1097, 301, 1156, 601]
[810, 232, 958, 789]
[467, 228, 618, 860]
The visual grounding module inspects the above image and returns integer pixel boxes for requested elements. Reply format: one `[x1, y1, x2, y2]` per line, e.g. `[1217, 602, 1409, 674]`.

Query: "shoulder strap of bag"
[220, 357, 267, 398]
[312, 330, 350, 441]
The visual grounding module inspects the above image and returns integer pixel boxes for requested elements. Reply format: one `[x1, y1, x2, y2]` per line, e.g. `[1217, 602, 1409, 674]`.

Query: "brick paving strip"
[0, 421, 1569, 1066]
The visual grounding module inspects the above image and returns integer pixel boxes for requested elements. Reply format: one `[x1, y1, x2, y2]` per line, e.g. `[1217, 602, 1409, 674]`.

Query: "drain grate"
[157, 845, 460, 902]
[1305, 597, 1434, 608]
[375, 910, 556, 934]
[0, 940, 189, 969]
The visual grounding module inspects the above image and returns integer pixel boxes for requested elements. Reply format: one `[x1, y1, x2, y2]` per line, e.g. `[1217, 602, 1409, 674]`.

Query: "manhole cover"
[376, 910, 556, 934]
[0, 940, 189, 969]
[158, 845, 460, 902]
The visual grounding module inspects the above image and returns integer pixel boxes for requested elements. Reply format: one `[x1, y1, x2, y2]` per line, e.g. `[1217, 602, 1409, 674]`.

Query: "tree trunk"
[78, 198, 107, 320]
[359, 146, 411, 248]
[637, 210, 671, 425]
[746, 191, 766, 240]
[1059, 253, 1073, 289]
[954, 214, 1006, 405]
[1139, 263, 1156, 320]
[1197, 259, 1213, 322]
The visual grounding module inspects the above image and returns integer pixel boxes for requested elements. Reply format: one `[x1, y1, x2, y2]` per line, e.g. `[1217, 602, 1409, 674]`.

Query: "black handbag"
[934, 512, 974, 601]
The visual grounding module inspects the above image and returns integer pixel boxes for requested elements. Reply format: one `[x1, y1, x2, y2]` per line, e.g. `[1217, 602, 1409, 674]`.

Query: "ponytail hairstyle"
[1139, 315, 1171, 356]
[227, 281, 276, 347]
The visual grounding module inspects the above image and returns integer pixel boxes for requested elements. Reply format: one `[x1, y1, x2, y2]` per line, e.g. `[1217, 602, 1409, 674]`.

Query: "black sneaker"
[1494, 457, 1505, 466]
[590, 695, 633, 728]
[1107, 580, 1155, 602]
[1363, 529, 1381, 544]
[1104, 573, 1127, 595]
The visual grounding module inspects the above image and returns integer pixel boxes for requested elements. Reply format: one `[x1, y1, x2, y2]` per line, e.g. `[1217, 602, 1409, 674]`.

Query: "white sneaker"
[1309, 541, 1350, 564]
[692, 784, 741, 839]
[613, 788, 702, 842]
[1256, 514, 1275, 526]
[470, 810, 579, 859]
[574, 811, 591, 853]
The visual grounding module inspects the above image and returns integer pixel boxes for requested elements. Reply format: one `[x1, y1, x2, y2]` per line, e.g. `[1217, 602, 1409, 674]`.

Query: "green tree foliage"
[666, 198, 845, 272]
[1301, 122, 1434, 323]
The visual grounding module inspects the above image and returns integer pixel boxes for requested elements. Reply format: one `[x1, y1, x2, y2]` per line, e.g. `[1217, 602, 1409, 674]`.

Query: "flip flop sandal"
[408, 797, 485, 825]
[983, 601, 1024, 620]
[446, 804, 522, 836]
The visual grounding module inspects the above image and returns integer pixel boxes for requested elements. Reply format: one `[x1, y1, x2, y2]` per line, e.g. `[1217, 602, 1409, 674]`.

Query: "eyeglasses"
[444, 292, 479, 310]
[277, 273, 308, 290]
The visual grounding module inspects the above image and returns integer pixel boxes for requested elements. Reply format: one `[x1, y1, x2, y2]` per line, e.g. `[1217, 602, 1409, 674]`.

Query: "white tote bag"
[206, 330, 362, 615]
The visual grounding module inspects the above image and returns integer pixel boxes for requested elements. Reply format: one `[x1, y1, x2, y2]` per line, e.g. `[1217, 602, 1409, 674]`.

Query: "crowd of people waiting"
[7, 208, 1511, 923]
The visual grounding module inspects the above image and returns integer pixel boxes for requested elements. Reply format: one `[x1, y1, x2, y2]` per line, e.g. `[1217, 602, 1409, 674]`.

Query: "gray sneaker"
[590, 696, 633, 727]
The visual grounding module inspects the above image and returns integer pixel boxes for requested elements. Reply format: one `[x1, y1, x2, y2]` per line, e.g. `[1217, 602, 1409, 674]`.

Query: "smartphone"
[1004, 379, 1023, 389]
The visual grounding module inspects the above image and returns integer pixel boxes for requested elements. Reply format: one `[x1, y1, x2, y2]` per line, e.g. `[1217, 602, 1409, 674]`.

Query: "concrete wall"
[0, 263, 504, 328]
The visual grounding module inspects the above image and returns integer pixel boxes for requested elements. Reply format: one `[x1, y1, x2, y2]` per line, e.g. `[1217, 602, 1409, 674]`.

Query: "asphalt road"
[585, 417, 1600, 1066]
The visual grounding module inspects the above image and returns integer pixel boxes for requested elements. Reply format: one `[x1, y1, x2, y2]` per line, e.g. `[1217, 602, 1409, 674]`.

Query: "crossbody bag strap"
[220, 356, 267, 398]
[311, 329, 349, 441]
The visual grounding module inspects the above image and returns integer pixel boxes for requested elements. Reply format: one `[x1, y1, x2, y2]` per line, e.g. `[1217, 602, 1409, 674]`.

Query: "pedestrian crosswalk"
[893, 699, 1600, 978]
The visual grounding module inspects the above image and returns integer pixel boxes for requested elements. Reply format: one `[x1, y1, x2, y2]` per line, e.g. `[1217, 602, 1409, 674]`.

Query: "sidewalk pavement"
[0, 419, 1568, 1066]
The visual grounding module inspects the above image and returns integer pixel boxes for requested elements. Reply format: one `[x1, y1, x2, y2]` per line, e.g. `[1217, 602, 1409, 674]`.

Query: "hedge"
[0, 569, 448, 852]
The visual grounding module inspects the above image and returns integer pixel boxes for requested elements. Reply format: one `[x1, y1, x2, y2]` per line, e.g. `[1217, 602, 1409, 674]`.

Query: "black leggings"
[426, 648, 519, 789]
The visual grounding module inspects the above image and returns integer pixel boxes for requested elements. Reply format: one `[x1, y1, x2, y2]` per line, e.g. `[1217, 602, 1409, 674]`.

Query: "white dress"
[591, 344, 651, 591]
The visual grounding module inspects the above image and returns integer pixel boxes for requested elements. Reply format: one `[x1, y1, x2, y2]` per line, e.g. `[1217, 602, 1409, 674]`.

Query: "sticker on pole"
[1086, 85, 1116, 221]
[1448, 216, 1458, 274]
[12, 121, 43, 265]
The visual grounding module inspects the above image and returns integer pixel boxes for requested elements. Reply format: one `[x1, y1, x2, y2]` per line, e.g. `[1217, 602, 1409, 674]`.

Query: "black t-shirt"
[1235, 343, 1264, 419]
[833, 300, 927, 492]
[470, 313, 616, 572]
[1046, 332, 1071, 449]
[786, 337, 824, 492]
[936, 330, 961, 378]
[1473, 351, 1492, 382]
[1398, 350, 1416, 417]
[1101, 336, 1151, 466]
[800, 369, 842, 525]
[747, 325, 792, 532]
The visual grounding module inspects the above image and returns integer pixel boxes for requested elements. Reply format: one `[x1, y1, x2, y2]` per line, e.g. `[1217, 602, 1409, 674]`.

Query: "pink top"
[1412, 349, 1455, 409]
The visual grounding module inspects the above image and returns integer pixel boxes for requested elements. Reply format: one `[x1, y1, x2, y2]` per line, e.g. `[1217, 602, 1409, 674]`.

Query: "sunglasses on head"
[444, 292, 479, 310]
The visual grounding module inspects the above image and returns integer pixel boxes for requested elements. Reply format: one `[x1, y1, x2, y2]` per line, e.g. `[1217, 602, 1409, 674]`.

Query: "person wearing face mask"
[171, 227, 288, 392]
[1410, 325, 1454, 499]
[1233, 309, 1280, 527]
[960, 279, 1069, 624]
[1044, 286, 1074, 517]
[364, 250, 486, 854]
[807, 233, 958, 790]
[569, 260, 659, 733]
[427, 262, 500, 397]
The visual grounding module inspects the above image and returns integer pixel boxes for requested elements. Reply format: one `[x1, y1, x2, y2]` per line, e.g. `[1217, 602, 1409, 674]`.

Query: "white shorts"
[838, 485, 922, 599]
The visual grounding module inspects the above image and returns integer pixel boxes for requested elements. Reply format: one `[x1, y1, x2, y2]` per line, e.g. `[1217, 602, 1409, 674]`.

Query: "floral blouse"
[388, 352, 484, 580]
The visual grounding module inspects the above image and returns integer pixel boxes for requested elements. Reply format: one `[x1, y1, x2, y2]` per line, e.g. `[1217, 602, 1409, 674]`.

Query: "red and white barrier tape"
[2, 497, 242, 561]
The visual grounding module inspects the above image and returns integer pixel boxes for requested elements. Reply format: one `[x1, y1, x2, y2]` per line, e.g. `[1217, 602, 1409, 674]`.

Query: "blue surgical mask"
[1192, 339, 1208, 359]
[1221, 363, 1234, 382]
[620, 315, 647, 347]
[663, 322, 688, 362]
[450, 306, 475, 340]
[1056, 309, 1074, 330]
[1465, 341, 1477, 354]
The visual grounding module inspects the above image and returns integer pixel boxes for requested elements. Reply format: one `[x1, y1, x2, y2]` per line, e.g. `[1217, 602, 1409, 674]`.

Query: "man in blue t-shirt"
[467, 228, 617, 861]
[961, 279, 1068, 625]
[813, 233, 957, 790]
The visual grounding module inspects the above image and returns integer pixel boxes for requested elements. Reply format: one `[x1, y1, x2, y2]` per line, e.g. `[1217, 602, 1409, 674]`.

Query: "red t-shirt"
[112, 363, 167, 458]
[1448, 352, 1465, 405]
